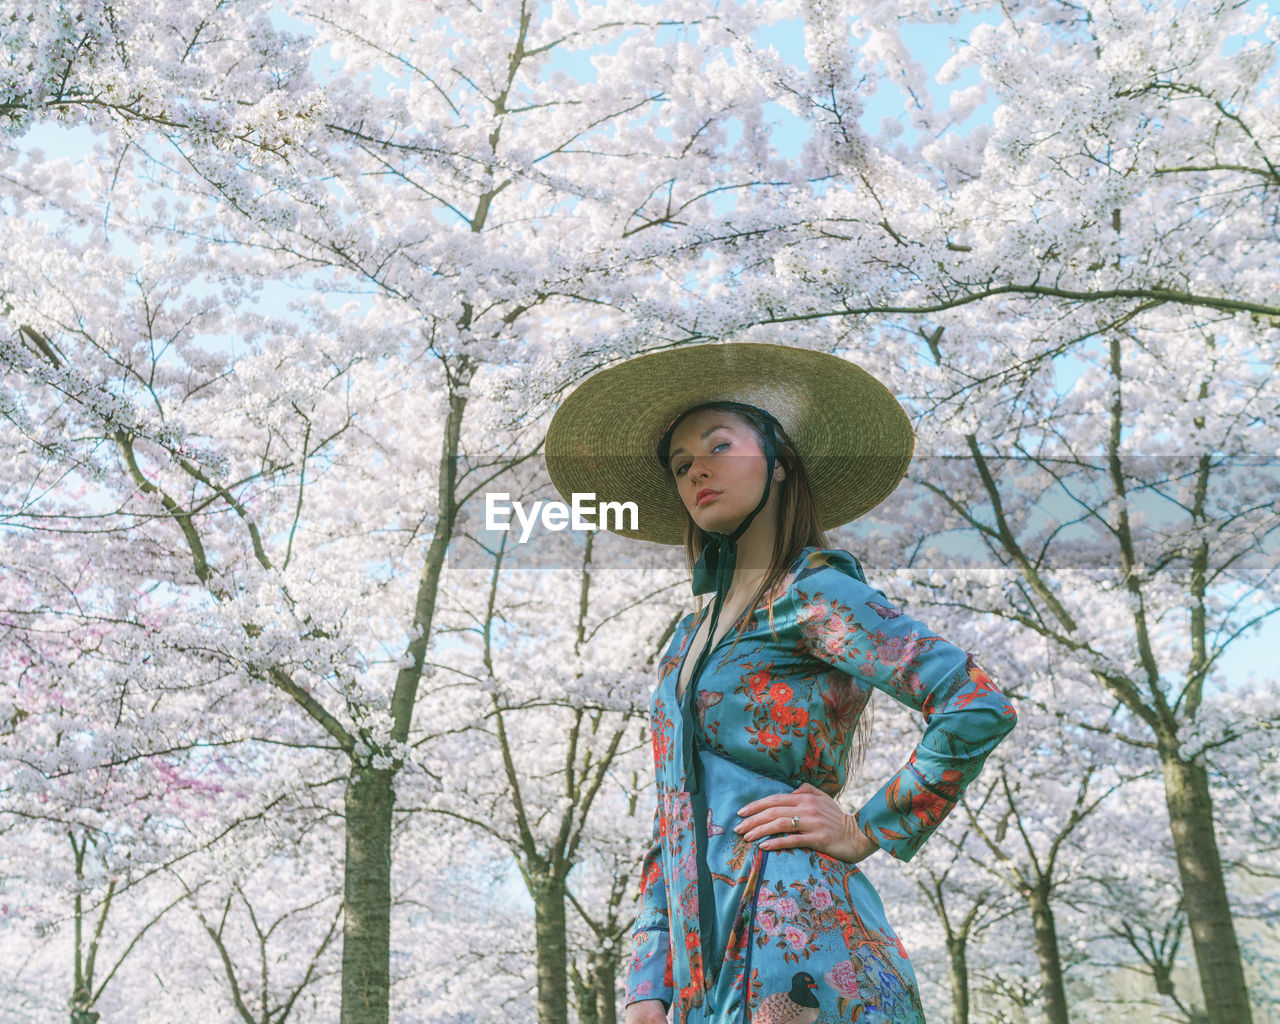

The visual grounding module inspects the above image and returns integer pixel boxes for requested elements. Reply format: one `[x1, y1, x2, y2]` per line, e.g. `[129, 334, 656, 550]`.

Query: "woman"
[545, 343, 1018, 1024]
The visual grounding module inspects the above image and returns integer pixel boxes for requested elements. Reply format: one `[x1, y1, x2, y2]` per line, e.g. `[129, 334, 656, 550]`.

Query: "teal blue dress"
[624, 547, 1018, 1023]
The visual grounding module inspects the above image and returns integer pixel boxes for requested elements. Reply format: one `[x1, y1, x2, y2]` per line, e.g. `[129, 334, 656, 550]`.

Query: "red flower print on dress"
[767, 681, 793, 703]
[932, 767, 963, 801]
[651, 729, 668, 764]
[909, 787, 952, 828]
[771, 704, 809, 728]
[650, 706, 673, 764]
[757, 730, 782, 749]
[744, 668, 772, 695]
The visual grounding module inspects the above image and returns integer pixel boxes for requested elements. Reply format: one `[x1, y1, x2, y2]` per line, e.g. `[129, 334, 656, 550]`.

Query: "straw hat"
[544, 343, 914, 545]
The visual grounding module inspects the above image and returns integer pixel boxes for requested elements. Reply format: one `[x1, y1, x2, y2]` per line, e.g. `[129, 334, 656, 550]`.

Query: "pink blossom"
[876, 636, 905, 662]
[825, 961, 862, 998]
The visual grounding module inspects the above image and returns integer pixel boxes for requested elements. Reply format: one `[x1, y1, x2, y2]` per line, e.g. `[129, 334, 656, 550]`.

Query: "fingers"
[737, 787, 819, 840]
[734, 810, 787, 842]
[736, 785, 853, 855]
[759, 831, 811, 851]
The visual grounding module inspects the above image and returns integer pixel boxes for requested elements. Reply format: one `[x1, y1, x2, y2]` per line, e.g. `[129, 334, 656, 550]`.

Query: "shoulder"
[790, 546, 869, 589]
[784, 547, 896, 621]
[669, 609, 697, 642]
[668, 607, 702, 650]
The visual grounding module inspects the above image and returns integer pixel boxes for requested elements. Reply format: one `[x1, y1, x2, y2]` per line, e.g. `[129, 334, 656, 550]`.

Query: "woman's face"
[666, 408, 783, 534]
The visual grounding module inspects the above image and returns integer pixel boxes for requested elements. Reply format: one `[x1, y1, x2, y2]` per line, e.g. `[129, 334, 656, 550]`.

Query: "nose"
[687, 457, 710, 483]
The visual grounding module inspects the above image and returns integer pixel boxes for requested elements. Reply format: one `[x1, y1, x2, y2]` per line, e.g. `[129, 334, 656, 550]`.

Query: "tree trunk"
[945, 934, 969, 1024]
[572, 961, 599, 1024]
[341, 766, 395, 1024]
[69, 832, 102, 1024]
[595, 953, 618, 1024]
[1162, 752, 1254, 1024]
[532, 870, 569, 1024]
[1028, 882, 1070, 1024]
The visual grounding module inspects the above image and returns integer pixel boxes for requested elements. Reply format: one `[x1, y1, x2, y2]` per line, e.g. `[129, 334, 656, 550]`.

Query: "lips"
[696, 489, 719, 506]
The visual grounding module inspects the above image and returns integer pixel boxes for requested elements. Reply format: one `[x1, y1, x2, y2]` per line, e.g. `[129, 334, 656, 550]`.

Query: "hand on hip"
[734, 782, 879, 863]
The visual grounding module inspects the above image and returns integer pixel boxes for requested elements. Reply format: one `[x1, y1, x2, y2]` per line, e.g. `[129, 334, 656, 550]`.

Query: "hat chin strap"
[679, 420, 777, 979]
[681, 415, 777, 769]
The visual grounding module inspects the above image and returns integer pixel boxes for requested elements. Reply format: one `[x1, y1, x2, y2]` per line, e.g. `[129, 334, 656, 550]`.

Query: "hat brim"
[545, 343, 914, 545]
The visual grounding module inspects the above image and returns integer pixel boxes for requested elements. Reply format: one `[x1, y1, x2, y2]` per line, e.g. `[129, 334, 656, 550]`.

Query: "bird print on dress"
[754, 971, 820, 1024]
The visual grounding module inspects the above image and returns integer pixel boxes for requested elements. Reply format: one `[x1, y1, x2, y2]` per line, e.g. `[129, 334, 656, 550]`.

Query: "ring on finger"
[790, 815, 800, 834]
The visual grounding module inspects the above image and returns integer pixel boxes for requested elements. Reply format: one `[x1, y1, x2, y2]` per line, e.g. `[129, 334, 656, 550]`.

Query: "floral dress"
[624, 547, 1018, 1023]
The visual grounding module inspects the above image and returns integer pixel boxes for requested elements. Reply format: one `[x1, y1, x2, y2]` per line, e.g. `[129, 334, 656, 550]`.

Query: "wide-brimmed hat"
[544, 343, 914, 545]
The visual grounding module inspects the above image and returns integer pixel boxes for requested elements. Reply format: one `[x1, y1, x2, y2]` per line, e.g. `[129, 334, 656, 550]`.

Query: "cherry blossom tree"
[401, 486, 684, 1024]
[171, 822, 345, 1024]
[0, 579, 244, 1022]
[4, 3, 1278, 1024]
[945, 671, 1134, 1024]
[3, 3, 796, 1021]
[704, 7, 1280, 1018]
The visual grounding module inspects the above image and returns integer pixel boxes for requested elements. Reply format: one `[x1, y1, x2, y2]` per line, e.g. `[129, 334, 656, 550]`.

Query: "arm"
[792, 550, 1018, 862]
[624, 800, 674, 1017]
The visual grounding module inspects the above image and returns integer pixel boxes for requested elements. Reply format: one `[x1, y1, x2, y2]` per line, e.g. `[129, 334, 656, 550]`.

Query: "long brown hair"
[660, 402, 874, 779]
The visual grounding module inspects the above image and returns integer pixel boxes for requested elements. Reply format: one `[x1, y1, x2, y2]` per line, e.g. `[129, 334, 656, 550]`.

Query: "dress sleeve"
[624, 799, 674, 1009]
[790, 550, 1018, 862]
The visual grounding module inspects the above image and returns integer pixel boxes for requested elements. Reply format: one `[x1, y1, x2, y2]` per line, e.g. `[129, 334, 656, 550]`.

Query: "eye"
[672, 439, 730, 478]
